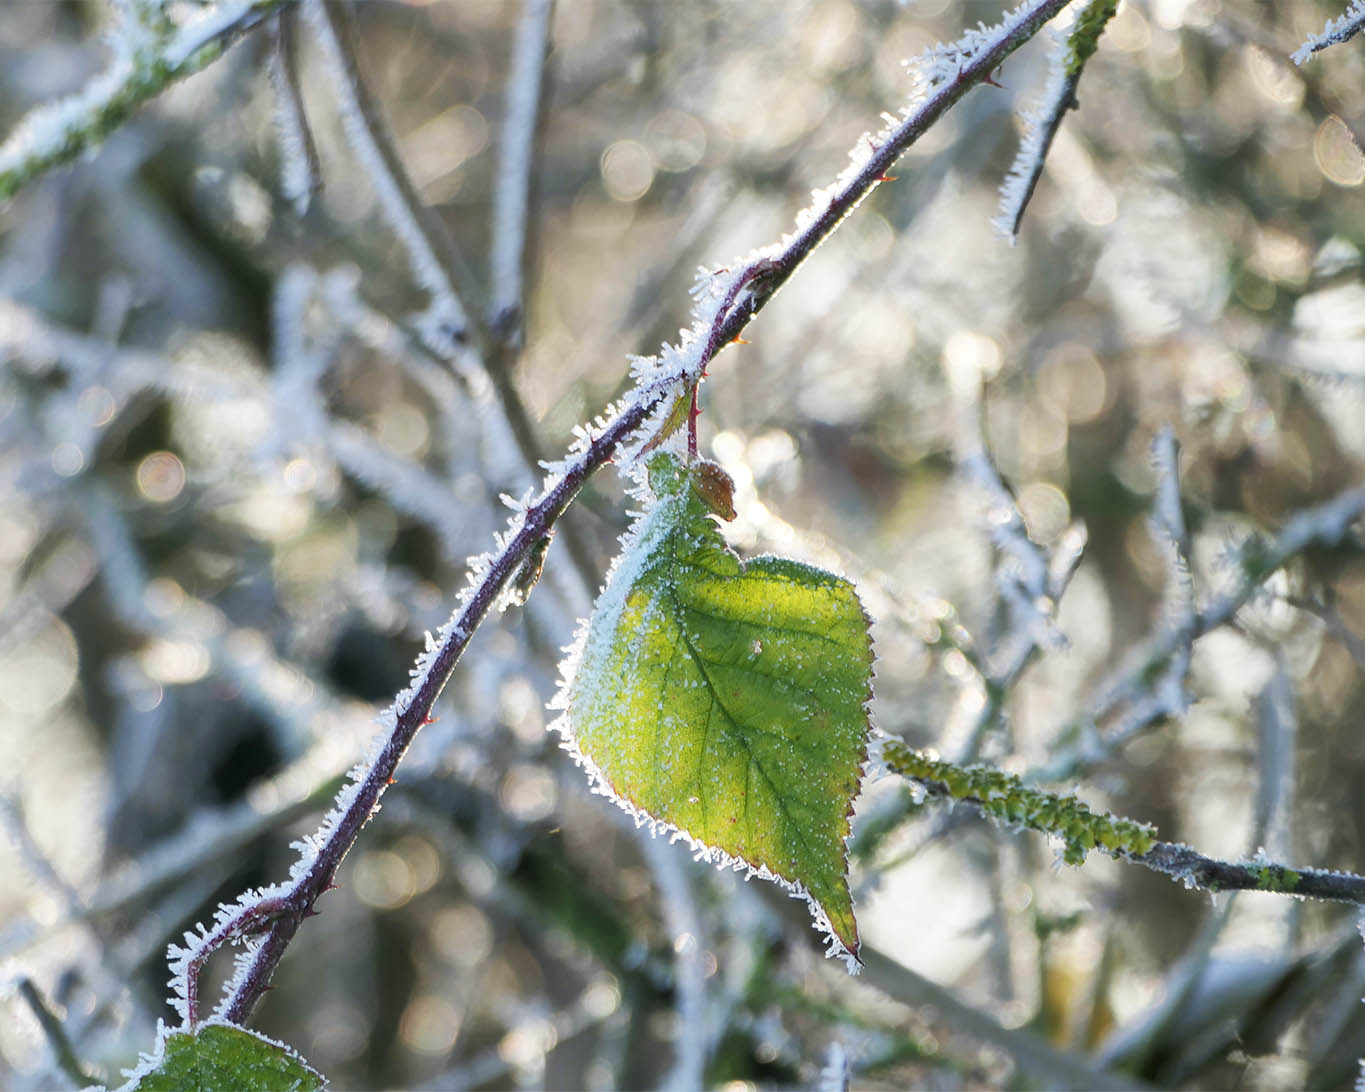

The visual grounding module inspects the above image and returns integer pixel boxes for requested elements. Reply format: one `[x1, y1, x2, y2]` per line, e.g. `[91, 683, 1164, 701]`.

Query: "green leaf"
[117, 1023, 325, 1092]
[557, 451, 873, 959]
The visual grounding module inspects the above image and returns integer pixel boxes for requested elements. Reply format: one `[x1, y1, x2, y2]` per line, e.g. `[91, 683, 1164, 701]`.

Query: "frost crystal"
[993, 23, 1075, 241]
[1293, 1, 1365, 65]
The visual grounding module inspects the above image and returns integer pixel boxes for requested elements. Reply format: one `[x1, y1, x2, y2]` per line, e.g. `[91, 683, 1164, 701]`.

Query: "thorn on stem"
[687, 384, 701, 458]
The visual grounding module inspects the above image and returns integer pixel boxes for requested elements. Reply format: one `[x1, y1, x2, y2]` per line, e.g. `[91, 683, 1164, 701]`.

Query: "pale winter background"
[2, 0, 1365, 1088]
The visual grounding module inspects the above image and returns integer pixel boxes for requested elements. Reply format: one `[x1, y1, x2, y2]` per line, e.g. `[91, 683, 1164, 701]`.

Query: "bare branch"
[16, 977, 102, 1089]
[490, 0, 556, 344]
[302, 0, 476, 351]
[267, 9, 321, 217]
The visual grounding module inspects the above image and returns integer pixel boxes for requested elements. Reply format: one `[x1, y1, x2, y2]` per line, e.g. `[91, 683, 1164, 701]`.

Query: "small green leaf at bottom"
[117, 1023, 325, 1092]
[556, 452, 874, 960]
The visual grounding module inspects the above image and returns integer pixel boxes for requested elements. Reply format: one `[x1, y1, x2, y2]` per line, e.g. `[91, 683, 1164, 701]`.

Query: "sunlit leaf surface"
[122, 1024, 324, 1092]
[564, 452, 874, 956]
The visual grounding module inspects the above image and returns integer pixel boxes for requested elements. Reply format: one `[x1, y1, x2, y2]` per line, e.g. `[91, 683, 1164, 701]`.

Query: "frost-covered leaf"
[557, 451, 873, 958]
[119, 1023, 325, 1092]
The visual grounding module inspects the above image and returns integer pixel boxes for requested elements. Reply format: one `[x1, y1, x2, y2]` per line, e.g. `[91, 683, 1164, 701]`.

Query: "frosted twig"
[266, 9, 321, 217]
[995, 0, 1119, 240]
[325, 421, 477, 560]
[817, 1041, 850, 1092]
[1033, 478, 1365, 783]
[165, 0, 1075, 1025]
[1285, 594, 1365, 665]
[1127, 426, 1194, 721]
[1293, 1, 1365, 65]
[949, 385, 1086, 760]
[1254, 658, 1296, 861]
[1196, 484, 1365, 632]
[302, 0, 474, 354]
[15, 977, 103, 1089]
[298, 0, 601, 592]
[1096, 898, 1235, 1074]
[1137, 842, 1365, 903]
[0, 796, 88, 926]
[858, 944, 1145, 1090]
[430, 980, 623, 1090]
[1200, 9, 1365, 156]
[490, 0, 555, 343]
[0, 0, 290, 201]
[642, 835, 708, 1092]
[270, 264, 483, 558]
[1, 794, 152, 1042]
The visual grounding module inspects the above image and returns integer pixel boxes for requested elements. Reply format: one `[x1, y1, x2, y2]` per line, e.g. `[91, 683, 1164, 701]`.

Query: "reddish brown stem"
[204, 0, 1072, 1025]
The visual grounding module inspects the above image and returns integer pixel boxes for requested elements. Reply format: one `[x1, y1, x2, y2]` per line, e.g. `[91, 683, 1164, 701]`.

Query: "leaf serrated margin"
[548, 452, 874, 970]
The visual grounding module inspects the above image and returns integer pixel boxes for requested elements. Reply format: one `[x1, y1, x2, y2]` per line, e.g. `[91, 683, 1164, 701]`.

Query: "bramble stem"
[186, 0, 1077, 1024]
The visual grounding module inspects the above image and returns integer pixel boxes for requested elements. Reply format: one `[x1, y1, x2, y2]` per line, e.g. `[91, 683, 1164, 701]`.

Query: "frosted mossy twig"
[0, 0, 291, 201]
[995, 0, 1119, 239]
[160, 0, 1077, 1029]
[1293, 0, 1365, 64]
[883, 739, 1365, 903]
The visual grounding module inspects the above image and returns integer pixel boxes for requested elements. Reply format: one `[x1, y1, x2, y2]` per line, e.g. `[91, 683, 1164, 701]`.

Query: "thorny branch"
[191, 0, 1077, 1026]
[7, 2, 1364, 1080]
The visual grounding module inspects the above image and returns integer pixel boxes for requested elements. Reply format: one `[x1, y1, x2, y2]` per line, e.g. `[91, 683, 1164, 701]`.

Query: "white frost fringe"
[545, 456, 867, 973]
[1293, 0, 1365, 65]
